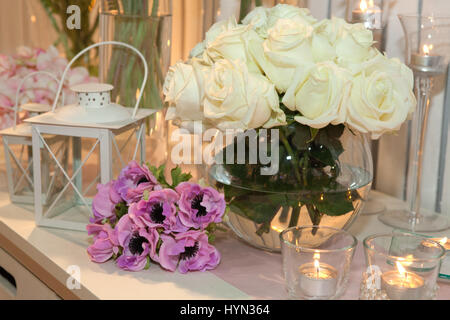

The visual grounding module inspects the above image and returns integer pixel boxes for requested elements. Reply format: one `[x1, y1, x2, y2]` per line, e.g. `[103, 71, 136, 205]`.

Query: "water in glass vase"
[208, 124, 373, 252]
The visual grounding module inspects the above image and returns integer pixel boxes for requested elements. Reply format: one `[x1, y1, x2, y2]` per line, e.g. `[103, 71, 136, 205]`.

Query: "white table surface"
[0, 189, 448, 300]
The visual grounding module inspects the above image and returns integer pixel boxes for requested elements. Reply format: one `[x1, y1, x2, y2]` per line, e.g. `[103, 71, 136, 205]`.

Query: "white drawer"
[0, 247, 60, 300]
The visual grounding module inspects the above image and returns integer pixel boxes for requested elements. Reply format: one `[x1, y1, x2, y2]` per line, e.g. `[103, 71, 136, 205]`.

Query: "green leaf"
[144, 256, 151, 270]
[149, 164, 171, 188]
[170, 166, 192, 187]
[316, 130, 344, 161]
[291, 125, 311, 150]
[315, 191, 354, 216]
[208, 233, 216, 244]
[309, 143, 335, 167]
[325, 124, 345, 139]
[115, 202, 128, 220]
[306, 204, 323, 225]
[308, 128, 319, 142]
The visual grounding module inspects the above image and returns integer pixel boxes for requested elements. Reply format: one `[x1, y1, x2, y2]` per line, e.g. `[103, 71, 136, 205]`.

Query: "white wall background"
[1, 0, 450, 214]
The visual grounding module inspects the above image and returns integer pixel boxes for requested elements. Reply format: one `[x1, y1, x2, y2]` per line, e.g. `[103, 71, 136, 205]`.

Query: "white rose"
[242, 6, 270, 38]
[311, 17, 346, 63]
[267, 4, 316, 28]
[250, 18, 314, 93]
[346, 55, 416, 139]
[189, 42, 205, 58]
[203, 59, 285, 130]
[335, 22, 374, 68]
[282, 62, 351, 129]
[189, 16, 238, 59]
[163, 61, 205, 130]
[204, 22, 262, 74]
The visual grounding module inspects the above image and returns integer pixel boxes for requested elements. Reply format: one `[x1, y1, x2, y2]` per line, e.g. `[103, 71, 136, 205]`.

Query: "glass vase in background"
[99, 0, 172, 167]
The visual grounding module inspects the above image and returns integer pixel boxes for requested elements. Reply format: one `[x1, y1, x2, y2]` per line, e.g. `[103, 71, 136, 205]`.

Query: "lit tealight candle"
[381, 262, 425, 300]
[298, 255, 338, 298]
[411, 44, 444, 73]
[430, 237, 450, 251]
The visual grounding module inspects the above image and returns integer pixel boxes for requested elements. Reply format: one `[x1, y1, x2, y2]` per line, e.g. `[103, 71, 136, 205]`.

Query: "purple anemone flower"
[86, 223, 119, 263]
[176, 182, 226, 229]
[128, 188, 186, 233]
[90, 180, 123, 224]
[116, 161, 160, 204]
[115, 215, 159, 272]
[158, 230, 220, 273]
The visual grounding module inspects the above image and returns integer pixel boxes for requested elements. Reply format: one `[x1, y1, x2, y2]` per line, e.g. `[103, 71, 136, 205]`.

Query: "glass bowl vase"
[208, 123, 373, 252]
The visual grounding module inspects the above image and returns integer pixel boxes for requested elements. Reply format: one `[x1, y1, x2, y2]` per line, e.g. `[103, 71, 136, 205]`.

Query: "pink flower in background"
[0, 45, 98, 130]
[36, 46, 67, 74]
[0, 55, 16, 77]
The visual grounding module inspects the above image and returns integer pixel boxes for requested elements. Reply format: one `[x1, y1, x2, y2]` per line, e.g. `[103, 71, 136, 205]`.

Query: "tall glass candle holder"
[347, 0, 389, 215]
[360, 233, 445, 300]
[280, 226, 357, 300]
[346, 0, 389, 51]
[379, 15, 450, 232]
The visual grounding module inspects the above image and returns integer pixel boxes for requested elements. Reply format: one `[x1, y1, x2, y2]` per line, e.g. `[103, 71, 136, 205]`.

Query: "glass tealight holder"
[361, 233, 445, 300]
[280, 226, 357, 300]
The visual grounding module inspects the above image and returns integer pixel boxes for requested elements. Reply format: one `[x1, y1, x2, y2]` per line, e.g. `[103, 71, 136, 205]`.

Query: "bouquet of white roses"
[162, 4, 416, 237]
[163, 4, 415, 139]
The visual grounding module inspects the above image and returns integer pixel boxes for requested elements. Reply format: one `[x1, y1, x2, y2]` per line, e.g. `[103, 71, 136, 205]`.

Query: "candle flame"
[396, 261, 407, 277]
[314, 258, 320, 278]
[440, 237, 448, 245]
[423, 44, 432, 56]
[360, 0, 368, 12]
[313, 251, 320, 260]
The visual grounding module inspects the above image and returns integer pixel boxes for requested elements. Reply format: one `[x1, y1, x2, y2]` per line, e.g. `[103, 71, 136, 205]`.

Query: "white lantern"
[0, 71, 69, 205]
[25, 41, 155, 231]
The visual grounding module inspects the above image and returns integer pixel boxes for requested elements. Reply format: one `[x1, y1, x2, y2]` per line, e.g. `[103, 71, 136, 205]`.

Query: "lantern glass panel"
[111, 125, 145, 177]
[1, 133, 69, 205]
[39, 135, 101, 225]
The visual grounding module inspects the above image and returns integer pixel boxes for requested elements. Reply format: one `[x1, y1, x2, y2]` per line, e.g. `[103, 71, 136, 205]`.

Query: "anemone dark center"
[129, 235, 148, 255]
[191, 194, 207, 217]
[137, 176, 149, 185]
[150, 203, 165, 224]
[180, 242, 199, 260]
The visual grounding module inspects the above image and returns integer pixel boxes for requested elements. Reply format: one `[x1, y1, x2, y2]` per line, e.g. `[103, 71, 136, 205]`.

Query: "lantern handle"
[50, 41, 148, 119]
[14, 71, 64, 130]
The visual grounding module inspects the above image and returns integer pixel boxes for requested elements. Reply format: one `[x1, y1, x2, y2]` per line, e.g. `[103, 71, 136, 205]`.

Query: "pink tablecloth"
[211, 230, 450, 300]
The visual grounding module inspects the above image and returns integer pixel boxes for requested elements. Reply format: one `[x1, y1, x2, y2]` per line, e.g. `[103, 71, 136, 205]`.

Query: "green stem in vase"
[288, 205, 301, 228]
[279, 127, 302, 185]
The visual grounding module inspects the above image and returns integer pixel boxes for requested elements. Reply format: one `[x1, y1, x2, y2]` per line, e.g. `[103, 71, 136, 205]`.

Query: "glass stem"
[407, 75, 433, 226]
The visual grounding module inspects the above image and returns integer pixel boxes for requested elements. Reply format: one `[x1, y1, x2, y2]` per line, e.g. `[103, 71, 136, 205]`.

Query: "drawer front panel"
[0, 247, 60, 300]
